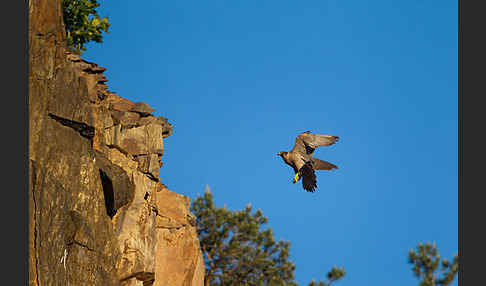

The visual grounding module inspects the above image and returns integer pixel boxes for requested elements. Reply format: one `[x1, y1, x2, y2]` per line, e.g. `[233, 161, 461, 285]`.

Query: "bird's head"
[277, 151, 287, 157]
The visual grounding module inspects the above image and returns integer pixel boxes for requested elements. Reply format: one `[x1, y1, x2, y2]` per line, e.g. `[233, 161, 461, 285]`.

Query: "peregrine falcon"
[277, 131, 339, 192]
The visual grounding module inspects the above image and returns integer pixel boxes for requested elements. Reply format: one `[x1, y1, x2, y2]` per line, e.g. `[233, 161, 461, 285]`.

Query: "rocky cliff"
[28, 1, 204, 285]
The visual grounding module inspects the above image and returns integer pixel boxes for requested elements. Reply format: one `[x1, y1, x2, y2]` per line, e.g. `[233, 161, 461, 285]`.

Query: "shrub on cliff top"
[62, 0, 110, 54]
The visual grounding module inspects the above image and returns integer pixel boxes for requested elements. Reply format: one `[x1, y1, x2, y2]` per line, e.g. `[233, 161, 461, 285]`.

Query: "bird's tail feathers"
[312, 158, 338, 170]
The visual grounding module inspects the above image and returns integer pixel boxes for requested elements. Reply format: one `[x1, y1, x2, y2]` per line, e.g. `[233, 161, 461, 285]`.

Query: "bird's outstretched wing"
[312, 158, 338, 170]
[300, 161, 317, 192]
[291, 131, 339, 155]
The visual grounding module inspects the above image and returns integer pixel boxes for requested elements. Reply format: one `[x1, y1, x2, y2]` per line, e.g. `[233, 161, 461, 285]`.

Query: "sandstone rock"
[83, 63, 107, 73]
[111, 110, 141, 128]
[105, 123, 163, 156]
[114, 172, 158, 281]
[139, 116, 173, 138]
[81, 68, 100, 102]
[136, 154, 162, 178]
[118, 126, 150, 155]
[105, 124, 121, 145]
[29, 1, 203, 286]
[47, 64, 97, 126]
[29, 127, 121, 285]
[121, 274, 155, 286]
[106, 147, 139, 172]
[97, 106, 115, 129]
[106, 94, 137, 112]
[66, 53, 82, 62]
[145, 123, 164, 154]
[98, 73, 109, 83]
[154, 187, 205, 286]
[138, 116, 157, 126]
[132, 102, 156, 117]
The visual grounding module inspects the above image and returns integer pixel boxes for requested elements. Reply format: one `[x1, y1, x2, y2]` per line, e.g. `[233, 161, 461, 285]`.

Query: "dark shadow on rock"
[99, 169, 116, 218]
[95, 151, 134, 219]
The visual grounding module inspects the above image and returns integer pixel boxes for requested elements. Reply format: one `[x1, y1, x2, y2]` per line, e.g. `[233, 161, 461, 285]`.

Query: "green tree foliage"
[61, 0, 110, 54]
[308, 267, 346, 286]
[191, 187, 345, 286]
[408, 242, 459, 286]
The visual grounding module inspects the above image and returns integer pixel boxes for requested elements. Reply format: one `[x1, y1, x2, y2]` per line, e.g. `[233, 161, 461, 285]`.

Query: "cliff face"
[28, 1, 204, 285]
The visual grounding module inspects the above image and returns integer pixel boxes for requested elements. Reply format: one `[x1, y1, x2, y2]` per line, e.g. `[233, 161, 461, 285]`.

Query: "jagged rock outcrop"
[154, 186, 205, 286]
[29, 0, 204, 285]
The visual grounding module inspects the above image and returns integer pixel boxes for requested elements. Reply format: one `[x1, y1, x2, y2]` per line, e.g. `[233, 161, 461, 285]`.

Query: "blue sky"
[84, 1, 457, 285]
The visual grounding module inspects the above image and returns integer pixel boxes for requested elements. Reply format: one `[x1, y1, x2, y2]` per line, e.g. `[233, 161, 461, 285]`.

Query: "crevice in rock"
[31, 160, 41, 286]
[142, 172, 159, 182]
[120, 272, 155, 286]
[35, 30, 57, 40]
[162, 130, 171, 137]
[48, 113, 95, 139]
[151, 206, 188, 230]
[103, 125, 116, 130]
[150, 205, 159, 216]
[119, 125, 134, 132]
[158, 225, 187, 230]
[82, 65, 106, 74]
[143, 279, 155, 286]
[87, 98, 98, 104]
[132, 111, 152, 118]
[69, 240, 96, 252]
[106, 144, 130, 157]
[99, 169, 117, 219]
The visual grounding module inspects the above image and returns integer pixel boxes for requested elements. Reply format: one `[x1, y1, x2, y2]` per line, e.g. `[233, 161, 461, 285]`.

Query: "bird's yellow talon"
[292, 173, 300, 184]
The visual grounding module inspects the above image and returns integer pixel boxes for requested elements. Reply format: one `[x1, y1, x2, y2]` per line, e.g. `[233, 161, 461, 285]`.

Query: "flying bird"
[277, 131, 339, 192]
